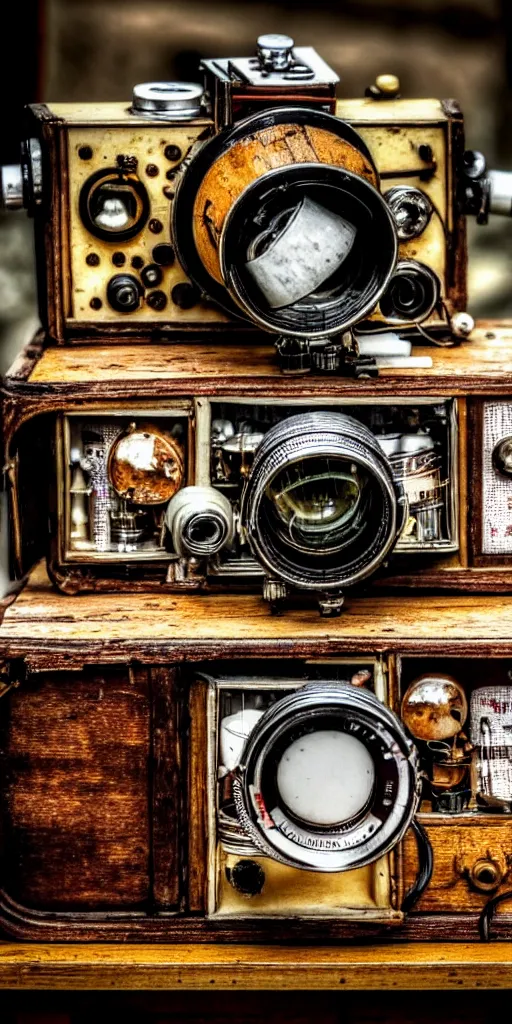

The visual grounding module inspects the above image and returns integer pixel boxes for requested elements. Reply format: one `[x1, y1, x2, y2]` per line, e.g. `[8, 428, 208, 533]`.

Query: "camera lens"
[267, 455, 366, 555]
[276, 730, 375, 826]
[380, 260, 440, 323]
[165, 486, 234, 557]
[221, 165, 397, 338]
[173, 106, 389, 330]
[242, 411, 405, 593]
[233, 682, 420, 872]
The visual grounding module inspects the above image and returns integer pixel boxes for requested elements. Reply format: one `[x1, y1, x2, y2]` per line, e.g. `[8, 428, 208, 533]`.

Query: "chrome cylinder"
[165, 485, 234, 558]
[378, 433, 444, 542]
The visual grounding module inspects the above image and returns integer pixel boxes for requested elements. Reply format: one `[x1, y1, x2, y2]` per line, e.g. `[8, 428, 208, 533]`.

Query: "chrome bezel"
[232, 682, 420, 872]
[241, 410, 406, 592]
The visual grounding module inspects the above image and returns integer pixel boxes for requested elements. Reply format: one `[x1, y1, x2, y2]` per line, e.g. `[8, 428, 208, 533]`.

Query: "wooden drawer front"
[403, 817, 512, 912]
[0, 667, 151, 910]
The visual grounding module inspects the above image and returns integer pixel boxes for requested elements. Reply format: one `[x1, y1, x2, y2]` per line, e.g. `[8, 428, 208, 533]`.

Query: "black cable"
[479, 888, 512, 941]
[401, 818, 434, 913]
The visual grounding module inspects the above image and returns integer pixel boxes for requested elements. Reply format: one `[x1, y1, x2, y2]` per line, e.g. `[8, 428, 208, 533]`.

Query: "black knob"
[275, 336, 311, 375]
[107, 274, 143, 313]
[227, 859, 265, 897]
[493, 436, 512, 476]
[140, 263, 163, 288]
[172, 281, 200, 309]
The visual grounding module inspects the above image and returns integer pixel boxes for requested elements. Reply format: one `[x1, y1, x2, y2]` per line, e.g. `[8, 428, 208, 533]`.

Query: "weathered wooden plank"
[3, 564, 512, 665]
[1, 666, 151, 909]
[3, 323, 512, 402]
[2, 941, 512, 990]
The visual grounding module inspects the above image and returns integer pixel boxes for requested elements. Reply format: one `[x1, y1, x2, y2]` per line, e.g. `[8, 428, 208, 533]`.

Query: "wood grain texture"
[4, 323, 512, 402]
[1, 667, 151, 909]
[4, 563, 512, 664]
[404, 817, 512, 912]
[150, 666, 182, 910]
[187, 681, 208, 913]
[2, 941, 512, 990]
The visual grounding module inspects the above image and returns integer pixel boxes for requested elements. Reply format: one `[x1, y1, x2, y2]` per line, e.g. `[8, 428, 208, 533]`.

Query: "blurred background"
[0, 0, 511, 590]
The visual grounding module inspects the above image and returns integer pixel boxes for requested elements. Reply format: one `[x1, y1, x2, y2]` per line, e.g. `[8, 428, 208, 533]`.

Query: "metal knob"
[492, 436, 512, 476]
[375, 73, 400, 96]
[106, 274, 143, 313]
[228, 859, 265, 897]
[256, 33, 294, 71]
[469, 857, 503, 894]
[488, 170, 512, 217]
[367, 74, 401, 100]
[132, 82, 203, 120]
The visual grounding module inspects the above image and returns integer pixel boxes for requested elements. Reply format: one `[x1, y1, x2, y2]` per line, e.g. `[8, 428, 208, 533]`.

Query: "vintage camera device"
[4, 324, 512, 614]
[2, 35, 511, 373]
[1, 572, 512, 942]
[4, 32, 512, 955]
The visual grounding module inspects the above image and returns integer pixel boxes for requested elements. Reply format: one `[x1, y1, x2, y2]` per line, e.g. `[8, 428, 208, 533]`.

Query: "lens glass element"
[79, 170, 150, 242]
[266, 456, 366, 553]
[276, 729, 375, 826]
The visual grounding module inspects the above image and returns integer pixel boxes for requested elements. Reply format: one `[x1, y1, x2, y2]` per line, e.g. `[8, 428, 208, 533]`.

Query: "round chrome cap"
[132, 81, 204, 119]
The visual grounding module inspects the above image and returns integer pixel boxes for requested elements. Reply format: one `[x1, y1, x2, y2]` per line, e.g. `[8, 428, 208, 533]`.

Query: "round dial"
[232, 682, 420, 872]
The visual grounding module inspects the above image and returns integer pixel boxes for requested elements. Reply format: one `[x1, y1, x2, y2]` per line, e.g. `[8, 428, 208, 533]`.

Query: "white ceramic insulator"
[220, 710, 265, 771]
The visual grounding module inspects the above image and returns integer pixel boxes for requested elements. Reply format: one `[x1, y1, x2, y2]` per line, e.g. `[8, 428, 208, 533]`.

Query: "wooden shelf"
[1, 941, 512, 990]
[4, 562, 512, 665]
[4, 321, 512, 402]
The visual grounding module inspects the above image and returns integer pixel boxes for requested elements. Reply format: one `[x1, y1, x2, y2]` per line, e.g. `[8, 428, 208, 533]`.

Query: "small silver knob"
[257, 33, 294, 71]
[132, 81, 203, 120]
[1, 164, 23, 209]
[488, 169, 512, 217]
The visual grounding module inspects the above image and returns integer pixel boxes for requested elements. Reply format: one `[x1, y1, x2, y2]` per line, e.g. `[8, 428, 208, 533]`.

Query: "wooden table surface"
[0, 941, 512, 990]
[4, 322, 512, 400]
[4, 562, 512, 663]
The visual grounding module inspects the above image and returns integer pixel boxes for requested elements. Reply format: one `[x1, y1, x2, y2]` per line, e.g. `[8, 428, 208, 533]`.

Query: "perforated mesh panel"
[482, 402, 512, 554]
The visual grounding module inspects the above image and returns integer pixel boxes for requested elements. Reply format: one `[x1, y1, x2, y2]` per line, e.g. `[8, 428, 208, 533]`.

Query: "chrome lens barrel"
[232, 682, 420, 872]
[165, 485, 234, 558]
[242, 411, 405, 592]
[220, 163, 398, 338]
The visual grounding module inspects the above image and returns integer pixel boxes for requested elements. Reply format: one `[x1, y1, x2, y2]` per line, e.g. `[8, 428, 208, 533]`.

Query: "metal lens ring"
[165, 485, 234, 557]
[492, 435, 512, 477]
[232, 682, 420, 872]
[220, 163, 398, 337]
[242, 411, 405, 591]
[385, 186, 433, 241]
[79, 168, 150, 242]
[172, 106, 379, 320]
[380, 259, 440, 323]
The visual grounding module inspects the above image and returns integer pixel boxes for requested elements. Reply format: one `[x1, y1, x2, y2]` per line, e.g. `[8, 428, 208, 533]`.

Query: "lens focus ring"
[242, 411, 405, 592]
